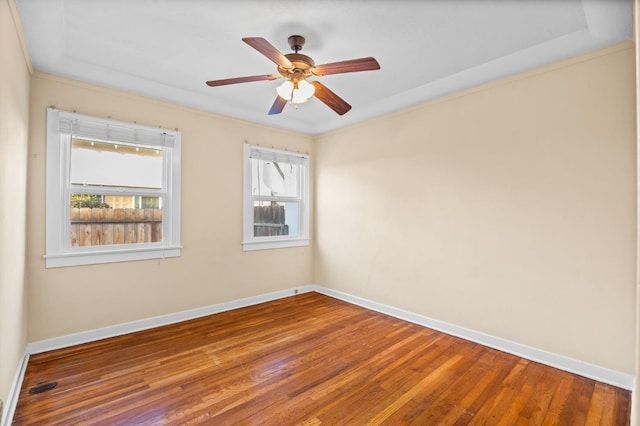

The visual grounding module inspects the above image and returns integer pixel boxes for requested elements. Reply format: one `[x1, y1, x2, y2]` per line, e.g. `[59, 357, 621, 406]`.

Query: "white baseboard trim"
[22, 283, 633, 401]
[313, 286, 634, 391]
[27, 285, 316, 355]
[1, 349, 30, 426]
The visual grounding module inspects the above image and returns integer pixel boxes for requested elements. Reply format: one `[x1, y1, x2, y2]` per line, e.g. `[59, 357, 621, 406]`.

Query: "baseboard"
[23, 283, 633, 395]
[27, 285, 316, 355]
[313, 286, 634, 390]
[1, 349, 29, 426]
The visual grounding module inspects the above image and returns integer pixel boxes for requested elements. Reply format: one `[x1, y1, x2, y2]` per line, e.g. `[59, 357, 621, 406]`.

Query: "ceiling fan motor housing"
[278, 53, 315, 81]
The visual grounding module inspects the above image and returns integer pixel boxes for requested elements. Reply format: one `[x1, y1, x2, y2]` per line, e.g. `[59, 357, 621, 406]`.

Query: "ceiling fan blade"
[312, 57, 380, 76]
[311, 81, 352, 116]
[206, 74, 279, 87]
[268, 96, 287, 115]
[242, 37, 294, 69]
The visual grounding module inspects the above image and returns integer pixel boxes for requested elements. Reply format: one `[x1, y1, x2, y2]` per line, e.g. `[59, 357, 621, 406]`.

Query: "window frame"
[45, 108, 181, 268]
[242, 144, 310, 251]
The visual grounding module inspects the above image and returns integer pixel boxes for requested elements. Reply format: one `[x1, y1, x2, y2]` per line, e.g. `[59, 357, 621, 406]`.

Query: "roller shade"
[55, 109, 175, 148]
[249, 146, 307, 165]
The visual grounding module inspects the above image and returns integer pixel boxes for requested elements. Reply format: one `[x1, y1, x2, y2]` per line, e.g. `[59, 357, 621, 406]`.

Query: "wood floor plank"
[401, 346, 495, 423]
[12, 292, 631, 425]
[313, 335, 458, 424]
[443, 352, 522, 425]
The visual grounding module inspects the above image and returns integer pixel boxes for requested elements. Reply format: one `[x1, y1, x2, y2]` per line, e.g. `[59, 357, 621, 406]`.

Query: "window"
[45, 108, 181, 267]
[243, 144, 309, 251]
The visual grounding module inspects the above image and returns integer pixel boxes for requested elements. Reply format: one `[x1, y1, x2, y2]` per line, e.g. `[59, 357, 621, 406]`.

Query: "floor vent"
[29, 382, 58, 394]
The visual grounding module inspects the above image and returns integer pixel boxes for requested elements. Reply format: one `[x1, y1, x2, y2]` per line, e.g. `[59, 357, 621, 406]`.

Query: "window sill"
[45, 246, 181, 268]
[242, 238, 310, 251]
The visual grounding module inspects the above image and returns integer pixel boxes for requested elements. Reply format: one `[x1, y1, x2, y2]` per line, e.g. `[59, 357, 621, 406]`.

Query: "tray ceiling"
[15, 0, 633, 134]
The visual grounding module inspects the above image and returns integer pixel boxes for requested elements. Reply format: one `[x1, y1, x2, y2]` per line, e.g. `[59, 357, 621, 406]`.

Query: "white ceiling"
[15, 0, 633, 135]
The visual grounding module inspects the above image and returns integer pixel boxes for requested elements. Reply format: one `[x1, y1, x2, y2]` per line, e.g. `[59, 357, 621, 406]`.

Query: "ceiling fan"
[205, 35, 380, 116]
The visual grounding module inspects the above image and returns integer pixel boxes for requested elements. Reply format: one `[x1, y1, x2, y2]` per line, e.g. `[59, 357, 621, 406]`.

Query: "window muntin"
[243, 145, 309, 250]
[46, 109, 181, 267]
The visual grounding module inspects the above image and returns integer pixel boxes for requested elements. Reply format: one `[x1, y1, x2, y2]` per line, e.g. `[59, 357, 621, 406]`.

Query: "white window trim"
[242, 144, 310, 251]
[45, 108, 181, 267]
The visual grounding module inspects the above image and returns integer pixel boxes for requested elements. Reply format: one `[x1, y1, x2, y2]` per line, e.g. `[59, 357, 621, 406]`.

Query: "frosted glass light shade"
[276, 80, 315, 104]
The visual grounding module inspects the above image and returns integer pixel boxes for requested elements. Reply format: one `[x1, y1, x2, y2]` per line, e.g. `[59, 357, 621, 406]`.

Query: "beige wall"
[315, 42, 637, 374]
[26, 73, 314, 341]
[0, 0, 30, 414]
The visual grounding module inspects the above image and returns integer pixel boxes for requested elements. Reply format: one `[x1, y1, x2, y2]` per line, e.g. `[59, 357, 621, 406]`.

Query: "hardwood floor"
[13, 292, 630, 425]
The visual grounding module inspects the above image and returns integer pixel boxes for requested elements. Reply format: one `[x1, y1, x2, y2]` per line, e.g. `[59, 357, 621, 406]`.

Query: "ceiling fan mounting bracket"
[288, 35, 306, 53]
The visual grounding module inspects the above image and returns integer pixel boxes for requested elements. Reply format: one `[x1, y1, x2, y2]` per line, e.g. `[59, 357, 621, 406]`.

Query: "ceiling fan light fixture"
[276, 79, 315, 104]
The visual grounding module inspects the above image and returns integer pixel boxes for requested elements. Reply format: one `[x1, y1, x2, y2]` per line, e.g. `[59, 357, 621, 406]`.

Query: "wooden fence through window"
[70, 208, 162, 246]
[254, 205, 289, 237]
[72, 205, 287, 246]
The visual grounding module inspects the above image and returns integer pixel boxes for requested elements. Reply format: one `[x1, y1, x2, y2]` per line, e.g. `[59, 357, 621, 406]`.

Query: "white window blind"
[248, 146, 307, 165]
[58, 113, 175, 148]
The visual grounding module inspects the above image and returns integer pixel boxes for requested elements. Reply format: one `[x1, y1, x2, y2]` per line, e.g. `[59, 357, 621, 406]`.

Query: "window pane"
[253, 201, 300, 237]
[251, 158, 299, 198]
[70, 138, 163, 189]
[70, 193, 162, 246]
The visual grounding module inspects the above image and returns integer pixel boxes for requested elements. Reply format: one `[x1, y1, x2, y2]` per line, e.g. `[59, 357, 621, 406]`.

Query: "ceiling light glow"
[276, 80, 315, 104]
